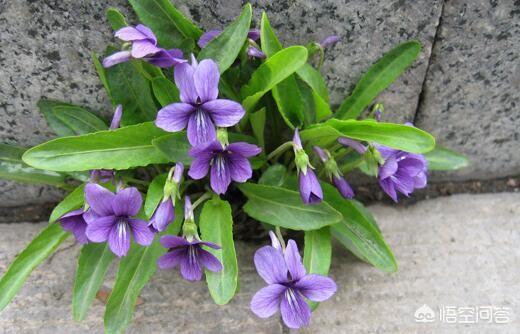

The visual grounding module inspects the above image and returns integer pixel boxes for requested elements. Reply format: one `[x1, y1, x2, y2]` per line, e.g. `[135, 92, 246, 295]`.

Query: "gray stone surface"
[1, 193, 519, 333]
[416, 0, 520, 181]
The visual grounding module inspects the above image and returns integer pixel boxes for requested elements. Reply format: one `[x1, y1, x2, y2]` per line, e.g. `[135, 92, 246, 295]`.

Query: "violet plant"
[0, 2, 469, 332]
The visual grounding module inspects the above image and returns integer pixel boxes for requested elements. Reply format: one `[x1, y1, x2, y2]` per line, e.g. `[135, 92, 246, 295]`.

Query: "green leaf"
[22, 122, 169, 172]
[198, 4, 252, 73]
[0, 223, 69, 311]
[129, 0, 202, 50]
[144, 173, 167, 218]
[258, 164, 287, 186]
[322, 184, 397, 272]
[106, 8, 128, 31]
[250, 108, 266, 148]
[92, 52, 113, 100]
[51, 105, 108, 135]
[336, 41, 421, 119]
[152, 132, 192, 165]
[241, 46, 308, 112]
[303, 227, 331, 310]
[105, 55, 157, 125]
[301, 119, 435, 153]
[238, 183, 342, 230]
[38, 99, 78, 137]
[49, 184, 85, 223]
[296, 64, 329, 105]
[152, 77, 180, 107]
[424, 146, 469, 170]
[104, 240, 162, 334]
[297, 66, 332, 121]
[0, 144, 69, 189]
[200, 198, 238, 305]
[73, 243, 114, 321]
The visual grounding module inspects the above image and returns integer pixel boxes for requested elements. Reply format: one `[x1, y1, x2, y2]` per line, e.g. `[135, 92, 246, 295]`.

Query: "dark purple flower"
[59, 209, 88, 244]
[84, 183, 154, 257]
[251, 238, 337, 329]
[103, 25, 185, 68]
[155, 57, 245, 146]
[377, 145, 428, 202]
[198, 29, 260, 48]
[188, 140, 262, 194]
[149, 163, 184, 232]
[320, 35, 341, 48]
[313, 146, 354, 199]
[247, 46, 266, 59]
[157, 235, 222, 281]
[293, 129, 323, 204]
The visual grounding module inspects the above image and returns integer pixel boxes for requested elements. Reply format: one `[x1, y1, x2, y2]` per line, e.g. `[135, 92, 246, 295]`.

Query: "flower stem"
[125, 177, 149, 186]
[266, 141, 294, 161]
[191, 192, 212, 211]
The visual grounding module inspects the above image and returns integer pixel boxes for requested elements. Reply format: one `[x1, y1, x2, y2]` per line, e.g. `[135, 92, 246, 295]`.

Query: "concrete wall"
[0, 0, 518, 206]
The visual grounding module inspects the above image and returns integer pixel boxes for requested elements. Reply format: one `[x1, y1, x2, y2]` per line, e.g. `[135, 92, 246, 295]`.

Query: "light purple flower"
[313, 146, 354, 199]
[84, 183, 154, 257]
[155, 58, 245, 146]
[247, 46, 266, 59]
[338, 137, 367, 155]
[251, 238, 337, 329]
[198, 29, 260, 48]
[59, 209, 89, 244]
[110, 104, 123, 130]
[320, 35, 341, 48]
[149, 163, 184, 232]
[377, 146, 428, 202]
[188, 140, 262, 194]
[157, 235, 222, 281]
[293, 129, 323, 204]
[103, 24, 185, 68]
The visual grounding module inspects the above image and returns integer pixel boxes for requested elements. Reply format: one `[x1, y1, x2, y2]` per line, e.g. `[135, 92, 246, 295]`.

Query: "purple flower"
[313, 146, 354, 199]
[84, 183, 154, 257]
[247, 46, 266, 59]
[110, 104, 123, 130]
[59, 209, 88, 244]
[338, 137, 367, 155]
[103, 24, 185, 68]
[293, 129, 323, 204]
[188, 140, 262, 194]
[198, 29, 260, 48]
[155, 57, 245, 146]
[251, 238, 337, 329]
[89, 169, 115, 183]
[149, 163, 184, 232]
[320, 35, 341, 48]
[157, 235, 222, 281]
[377, 146, 428, 202]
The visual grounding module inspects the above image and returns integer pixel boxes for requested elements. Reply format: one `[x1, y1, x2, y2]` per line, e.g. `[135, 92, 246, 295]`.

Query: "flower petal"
[187, 110, 217, 146]
[102, 51, 132, 68]
[280, 289, 311, 329]
[180, 246, 203, 281]
[155, 103, 194, 132]
[150, 200, 175, 232]
[299, 170, 323, 204]
[112, 187, 142, 217]
[160, 235, 190, 249]
[254, 246, 288, 284]
[135, 24, 157, 44]
[197, 29, 221, 48]
[108, 222, 131, 257]
[268, 231, 282, 251]
[379, 177, 398, 202]
[199, 240, 221, 250]
[210, 155, 231, 194]
[414, 171, 428, 189]
[202, 99, 245, 127]
[174, 62, 197, 104]
[250, 284, 286, 318]
[60, 210, 88, 244]
[145, 49, 186, 68]
[333, 176, 354, 199]
[128, 218, 155, 246]
[198, 248, 222, 272]
[379, 156, 398, 179]
[85, 183, 115, 216]
[193, 59, 220, 102]
[228, 154, 252, 183]
[187, 141, 218, 179]
[226, 142, 262, 158]
[110, 105, 123, 130]
[285, 240, 306, 281]
[157, 248, 186, 269]
[294, 274, 337, 302]
[131, 40, 161, 58]
[115, 26, 148, 41]
[85, 215, 116, 242]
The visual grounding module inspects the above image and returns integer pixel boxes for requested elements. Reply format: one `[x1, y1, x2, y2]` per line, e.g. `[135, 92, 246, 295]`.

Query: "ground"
[0, 192, 518, 333]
